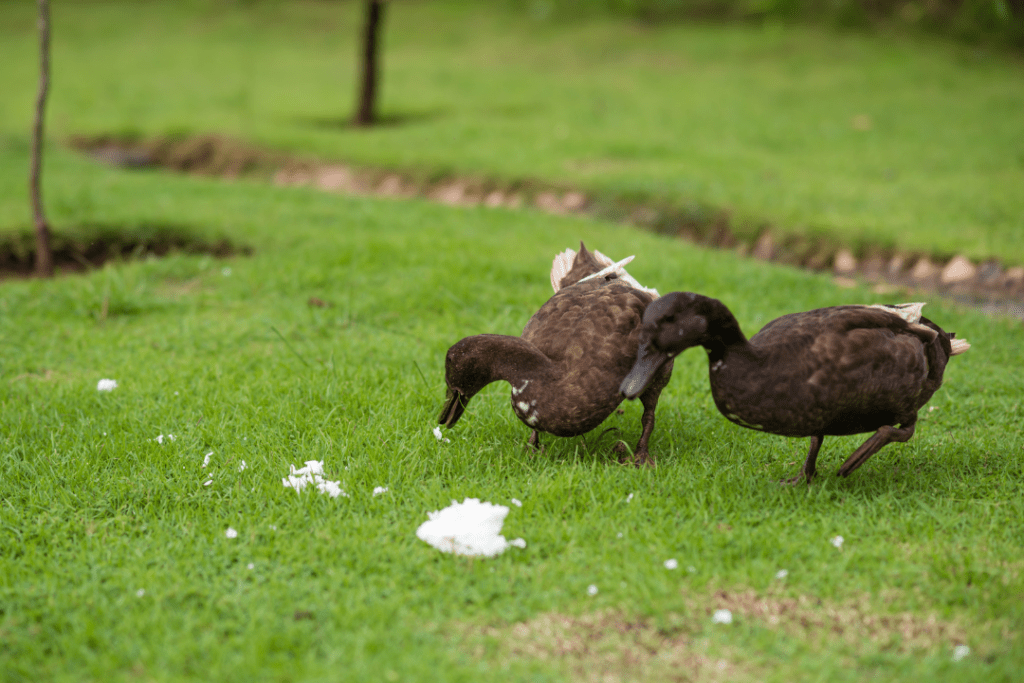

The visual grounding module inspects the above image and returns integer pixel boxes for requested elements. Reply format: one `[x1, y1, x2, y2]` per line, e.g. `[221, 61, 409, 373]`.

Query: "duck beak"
[438, 387, 468, 427]
[620, 341, 671, 399]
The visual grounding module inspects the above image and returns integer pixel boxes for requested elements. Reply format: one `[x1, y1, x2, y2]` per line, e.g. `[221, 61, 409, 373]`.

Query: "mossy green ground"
[1, 2, 1022, 681]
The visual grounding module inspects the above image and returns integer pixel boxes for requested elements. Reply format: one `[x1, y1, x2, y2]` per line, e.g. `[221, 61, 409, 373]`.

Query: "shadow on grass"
[302, 107, 449, 130]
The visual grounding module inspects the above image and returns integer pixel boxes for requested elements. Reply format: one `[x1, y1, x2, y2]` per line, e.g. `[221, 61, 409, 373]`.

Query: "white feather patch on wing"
[550, 248, 577, 292]
[592, 249, 617, 268]
[866, 302, 970, 354]
[595, 250, 659, 296]
[867, 302, 936, 337]
[577, 255, 635, 284]
[866, 302, 926, 324]
[551, 247, 659, 296]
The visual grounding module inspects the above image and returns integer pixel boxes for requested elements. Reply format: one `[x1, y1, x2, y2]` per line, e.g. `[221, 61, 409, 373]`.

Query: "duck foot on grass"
[780, 435, 822, 485]
[781, 424, 917, 483]
[837, 423, 916, 477]
[613, 441, 655, 468]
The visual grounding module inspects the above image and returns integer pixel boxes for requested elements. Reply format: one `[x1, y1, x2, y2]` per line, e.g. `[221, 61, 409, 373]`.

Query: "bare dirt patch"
[470, 589, 977, 681]
[695, 588, 967, 651]
[477, 610, 744, 683]
[69, 133, 1024, 320]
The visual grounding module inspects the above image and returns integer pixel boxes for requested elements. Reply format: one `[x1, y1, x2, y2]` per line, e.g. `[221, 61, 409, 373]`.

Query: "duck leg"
[837, 420, 916, 477]
[526, 430, 542, 452]
[783, 435, 823, 485]
[628, 389, 661, 467]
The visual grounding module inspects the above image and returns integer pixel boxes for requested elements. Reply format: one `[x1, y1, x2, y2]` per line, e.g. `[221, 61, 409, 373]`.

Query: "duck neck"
[701, 301, 749, 364]
[473, 334, 557, 389]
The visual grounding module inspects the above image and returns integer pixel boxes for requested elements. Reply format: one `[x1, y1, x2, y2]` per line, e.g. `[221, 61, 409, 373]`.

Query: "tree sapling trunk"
[354, 0, 385, 127]
[30, 0, 54, 277]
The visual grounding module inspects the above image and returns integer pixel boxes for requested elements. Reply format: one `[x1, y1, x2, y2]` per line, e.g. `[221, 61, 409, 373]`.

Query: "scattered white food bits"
[952, 645, 970, 662]
[587, 584, 599, 597]
[616, 532, 623, 538]
[153, 434, 176, 444]
[664, 559, 678, 570]
[282, 460, 348, 498]
[203, 479, 213, 486]
[135, 588, 145, 598]
[269, 525, 277, 531]
[222, 267, 232, 276]
[711, 609, 733, 625]
[776, 569, 789, 580]
[318, 479, 347, 498]
[687, 566, 696, 574]
[432, 426, 450, 443]
[415, 498, 525, 557]
[511, 498, 522, 507]
[238, 460, 247, 472]
[247, 563, 255, 570]
[625, 493, 634, 503]
[97, 379, 118, 392]
[202, 452, 212, 468]
[225, 527, 238, 539]
[373, 486, 389, 496]
[831, 535, 845, 550]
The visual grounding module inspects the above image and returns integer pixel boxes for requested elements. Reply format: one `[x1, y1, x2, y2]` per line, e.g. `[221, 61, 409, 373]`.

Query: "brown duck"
[620, 293, 969, 481]
[439, 243, 673, 465]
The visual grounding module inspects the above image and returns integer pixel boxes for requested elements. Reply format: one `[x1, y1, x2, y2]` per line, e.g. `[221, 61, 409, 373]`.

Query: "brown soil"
[68, 133, 1024, 320]
[466, 586, 985, 682]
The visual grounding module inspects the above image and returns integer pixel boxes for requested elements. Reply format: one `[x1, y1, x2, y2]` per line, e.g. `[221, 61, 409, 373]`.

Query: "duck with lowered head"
[439, 243, 673, 466]
[620, 293, 969, 481]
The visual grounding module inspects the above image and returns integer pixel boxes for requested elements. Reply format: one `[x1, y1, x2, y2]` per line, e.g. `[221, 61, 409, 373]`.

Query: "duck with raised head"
[438, 243, 673, 466]
[619, 293, 969, 481]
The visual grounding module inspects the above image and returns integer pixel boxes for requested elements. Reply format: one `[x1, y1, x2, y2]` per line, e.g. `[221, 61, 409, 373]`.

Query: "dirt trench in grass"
[68, 133, 1024, 321]
[0, 223, 250, 280]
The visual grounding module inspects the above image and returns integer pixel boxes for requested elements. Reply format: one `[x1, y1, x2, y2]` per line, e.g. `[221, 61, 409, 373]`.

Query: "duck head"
[620, 292, 730, 399]
[438, 334, 501, 428]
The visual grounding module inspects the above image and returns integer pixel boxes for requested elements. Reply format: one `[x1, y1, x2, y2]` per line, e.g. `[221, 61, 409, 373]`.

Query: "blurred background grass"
[2, 0, 1022, 264]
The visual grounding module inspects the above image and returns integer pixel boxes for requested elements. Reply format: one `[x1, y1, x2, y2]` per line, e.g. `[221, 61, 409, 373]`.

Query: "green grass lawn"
[1, 1, 1023, 263]
[1, 2, 1023, 681]
[2, 144, 1023, 682]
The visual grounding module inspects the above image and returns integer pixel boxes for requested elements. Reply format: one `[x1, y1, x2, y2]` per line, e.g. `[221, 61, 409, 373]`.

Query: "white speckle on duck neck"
[511, 379, 530, 396]
[517, 401, 531, 414]
[526, 414, 539, 426]
[711, 359, 725, 372]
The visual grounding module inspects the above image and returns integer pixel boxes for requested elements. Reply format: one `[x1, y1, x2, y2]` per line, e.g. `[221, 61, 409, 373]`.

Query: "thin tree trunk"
[30, 0, 53, 277]
[354, 0, 385, 127]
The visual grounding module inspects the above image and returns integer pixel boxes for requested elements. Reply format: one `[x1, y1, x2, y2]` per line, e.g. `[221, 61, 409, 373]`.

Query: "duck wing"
[726, 306, 940, 436]
[518, 279, 655, 433]
[524, 279, 653, 368]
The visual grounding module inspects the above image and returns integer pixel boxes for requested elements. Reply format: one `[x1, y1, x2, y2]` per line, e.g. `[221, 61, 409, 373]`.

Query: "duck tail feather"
[550, 247, 577, 293]
[950, 338, 971, 356]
